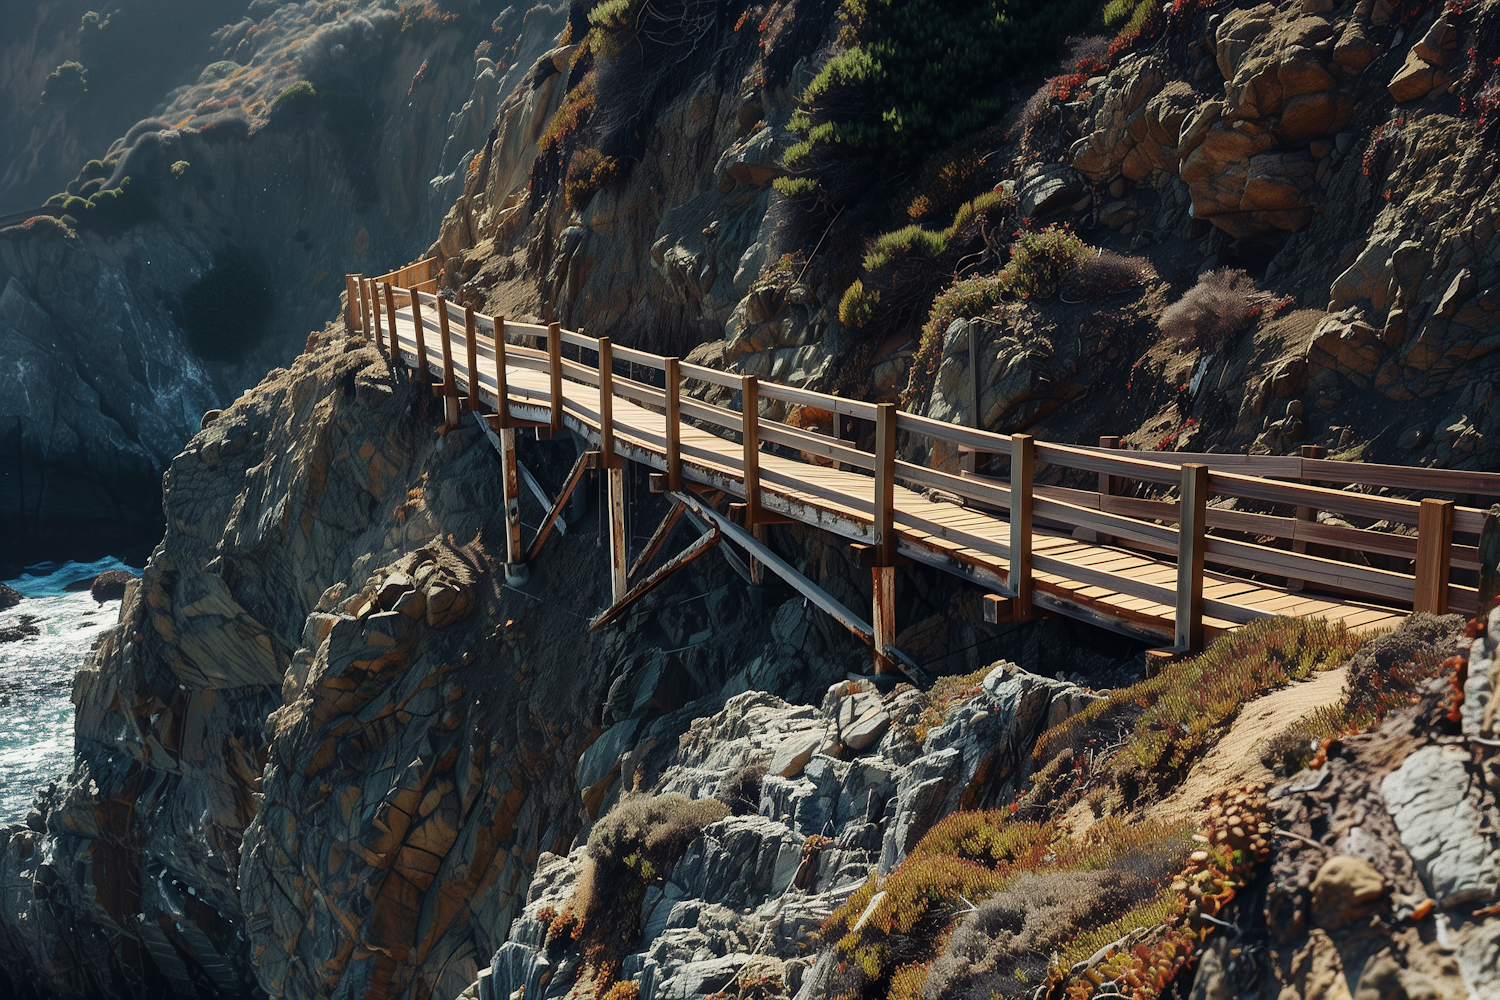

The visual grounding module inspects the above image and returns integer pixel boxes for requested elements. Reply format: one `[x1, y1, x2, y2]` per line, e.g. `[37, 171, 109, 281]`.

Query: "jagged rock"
[0, 583, 19, 610]
[1310, 855, 1388, 929]
[1381, 745, 1500, 906]
[1018, 163, 1086, 218]
[89, 570, 137, 602]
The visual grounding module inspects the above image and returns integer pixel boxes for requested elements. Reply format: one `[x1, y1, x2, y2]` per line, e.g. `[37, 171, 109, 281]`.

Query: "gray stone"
[842, 711, 890, 751]
[1382, 745, 1500, 906]
[768, 733, 822, 779]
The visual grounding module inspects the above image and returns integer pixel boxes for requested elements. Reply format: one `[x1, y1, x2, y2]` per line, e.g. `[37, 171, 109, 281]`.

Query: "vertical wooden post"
[1289, 444, 1326, 591]
[383, 284, 399, 364]
[547, 322, 563, 435]
[665, 357, 682, 492]
[742, 375, 761, 525]
[1090, 434, 1121, 545]
[874, 403, 896, 566]
[369, 279, 384, 353]
[872, 564, 896, 674]
[464, 306, 480, 412]
[500, 427, 526, 582]
[1009, 434, 1035, 620]
[437, 296, 459, 428]
[492, 315, 510, 425]
[1414, 498, 1454, 614]
[409, 289, 429, 384]
[968, 319, 981, 429]
[345, 275, 359, 330]
[607, 465, 627, 604]
[1176, 463, 1208, 653]
[598, 337, 616, 468]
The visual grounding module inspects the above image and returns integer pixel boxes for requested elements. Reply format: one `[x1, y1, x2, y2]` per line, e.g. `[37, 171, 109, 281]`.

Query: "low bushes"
[1158, 268, 1275, 351]
[564, 148, 623, 210]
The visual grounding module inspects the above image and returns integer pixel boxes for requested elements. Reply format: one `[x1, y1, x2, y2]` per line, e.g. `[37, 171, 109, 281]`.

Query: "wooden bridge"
[345, 265, 1500, 673]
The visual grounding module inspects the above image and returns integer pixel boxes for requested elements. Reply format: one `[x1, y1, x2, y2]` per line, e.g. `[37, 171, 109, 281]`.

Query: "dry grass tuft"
[1158, 268, 1273, 351]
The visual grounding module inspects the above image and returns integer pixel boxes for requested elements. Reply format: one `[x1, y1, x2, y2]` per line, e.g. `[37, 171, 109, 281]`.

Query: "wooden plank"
[1302, 457, 1500, 497]
[1415, 498, 1454, 614]
[409, 289, 429, 385]
[1177, 464, 1208, 652]
[874, 403, 896, 567]
[1011, 434, 1035, 619]
[345, 275, 359, 330]
[607, 464, 627, 604]
[464, 307, 480, 412]
[383, 284, 399, 364]
[872, 565, 896, 674]
[665, 357, 682, 492]
[437, 295, 458, 398]
[743, 375, 762, 525]
[548, 322, 563, 434]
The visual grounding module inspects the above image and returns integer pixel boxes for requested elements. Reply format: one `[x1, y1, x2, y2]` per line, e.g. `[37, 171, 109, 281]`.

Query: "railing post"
[873, 402, 897, 673]
[499, 426, 527, 584]
[358, 276, 372, 336]
[665, 357, 682, 492]
[369, 279, 383, 353]
[1176, 463, 1208, 653]
[409, 289, 428, 385]
[598, 336, 616, 468]
[547, 322, 563, 436]
[1088, 434, 1121, 545]
[1415, 497, 1454, 614]
[437, 295, 459, 428]
[1290, 444, 1326, 591]
[464, 306, 480, 413]
[742, 375, 761, 526]
[1009, 433, 1035, 620]
[345, 275, 359, 330]
[491, 315, 509, 425]
[383, 283, 399, 364]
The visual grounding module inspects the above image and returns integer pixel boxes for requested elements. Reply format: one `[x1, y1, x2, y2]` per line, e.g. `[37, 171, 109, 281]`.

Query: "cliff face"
[0, 320, 896, 1000]
[0, 1, 570, 562]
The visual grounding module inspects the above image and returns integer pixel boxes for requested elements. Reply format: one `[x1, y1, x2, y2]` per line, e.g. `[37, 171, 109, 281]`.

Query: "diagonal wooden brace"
[526, 450, 600, 561]
[629, 501, 685, 582]
[589, 522, 720, 631]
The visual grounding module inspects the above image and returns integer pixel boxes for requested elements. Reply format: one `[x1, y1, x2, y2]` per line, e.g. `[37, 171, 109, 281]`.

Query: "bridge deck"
[369, 294, 1414, 646]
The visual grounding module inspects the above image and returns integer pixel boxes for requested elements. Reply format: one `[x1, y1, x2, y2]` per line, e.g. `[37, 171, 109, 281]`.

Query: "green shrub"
[271, 81, 318, 115]
[170, 160, 190, 179]
[588, 0, 635, 29]
[180, 255, 273, 363]
[902, 273, 1006, 405]
[840, 279, 881, 328]
[863, 224, 949, 272]
[201, 59, 240, 81]
[998, 225, 1090, 300]
[79, 176, 152, 231]
[563, 147, 623, 210]
[783, 0, 1100, 191]
[42, 61, 88, 102]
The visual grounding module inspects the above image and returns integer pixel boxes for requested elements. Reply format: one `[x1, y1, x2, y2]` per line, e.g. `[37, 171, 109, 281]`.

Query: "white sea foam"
[0, 559, 139, 824]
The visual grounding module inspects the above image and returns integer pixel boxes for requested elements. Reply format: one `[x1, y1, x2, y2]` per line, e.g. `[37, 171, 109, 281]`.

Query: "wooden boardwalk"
[343, 266, 1500, 660]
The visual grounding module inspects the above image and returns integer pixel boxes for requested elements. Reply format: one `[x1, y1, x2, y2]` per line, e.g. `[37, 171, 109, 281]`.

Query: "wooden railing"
[344, 263, 1498, 650]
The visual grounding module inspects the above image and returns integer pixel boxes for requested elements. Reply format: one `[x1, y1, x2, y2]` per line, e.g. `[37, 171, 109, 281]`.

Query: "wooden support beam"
[874, 403, 896, 566]
[983, 594, 1013, 624]
[345, 275, 359, 330]
[1415, 497, 1454, 614]
[665, 356, 682, 493]
[590, 521, 720, 630]
[409, 288, 429, 385]
[1176, 463, 1209, 652]
[629, 502, 685, 580]
[1289, 444, 1326, 591]
[607, 464, 627, 604]
[464, 307, 480, 413]
[357, 276, 372, 336]
[1009, 433, 1035, 619]
[383, 283, 399, 365]
[369, 279, 384, 353]
[493, 315, 510, 425]
[547, 322, 563, 435]
[497, 426, 525, 579]
[598, 336, 617, 468]
[849, 542, 913, 570]
[436, 296, 459, 428]
[872, 565, 896, 674]
[749, 523, 767, 586]
[742, 375, 762, 525]
[526, 450, 599, 561]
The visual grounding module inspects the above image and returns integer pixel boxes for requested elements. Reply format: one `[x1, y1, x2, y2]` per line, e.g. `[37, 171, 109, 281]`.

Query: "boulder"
[1018, 164, 1085, 218]
[89, 570, 137, 603]
[1310, 855, 1388, 928]
[1390, 48, 1448, 103]
[0, 582, 19, 610]
[1382, 745, 1500, 906]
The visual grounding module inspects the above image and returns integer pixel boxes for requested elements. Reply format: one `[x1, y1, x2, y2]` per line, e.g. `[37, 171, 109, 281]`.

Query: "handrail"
[352, 270, 1490, 643]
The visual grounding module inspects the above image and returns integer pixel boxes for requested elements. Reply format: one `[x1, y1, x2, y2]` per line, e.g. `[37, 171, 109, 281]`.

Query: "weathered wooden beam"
[665, 356, 682, 493]
[383, 283, 398, 365]
[491, 314, 509, 424]
[345, 275, 359, 330]
[872, 565, 896, 674]
[547, 322, 563, 435]
[464, 306, 481, 413]
[369, 279, 384, 353]
[1415, 497, 1454, 614]
[497, 426, 525, 581]
[526, 450, 599, 561]
[1289, 443, 1325, 591]
[1009, 433, 1035, 620]
[409, 289, 429, 385]
[607, 464, 627, 604]
[742, 375, 761, 525]
[849, 542, 913, 569]
[436, 296, 459, 428]
[983, 593, 1013, 624]
[357, 275, 372, 336]
[599, 336, 617, 468]
[874, 403, 896, 566]
[590, 521, 720, 630]
[629, 501, 684, 581]
[1176, 462, 1208, 652]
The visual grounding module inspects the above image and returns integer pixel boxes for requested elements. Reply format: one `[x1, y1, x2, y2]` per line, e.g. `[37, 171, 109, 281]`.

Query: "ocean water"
[0, 558, 139, 824]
